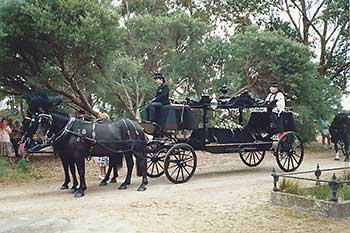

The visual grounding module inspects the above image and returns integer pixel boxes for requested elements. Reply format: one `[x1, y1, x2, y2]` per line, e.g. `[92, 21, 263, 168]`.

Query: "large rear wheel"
[164, 143, 197, 184]
[276, 131, 304, 172]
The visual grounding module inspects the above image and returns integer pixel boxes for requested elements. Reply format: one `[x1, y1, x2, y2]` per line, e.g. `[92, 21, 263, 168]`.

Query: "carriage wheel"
[164, 143, 197, 184]
[239, 150, 265, 167]
[276, 131, 304, 172]
[337, 139, 346, 156]
[146, 141, 166, 178]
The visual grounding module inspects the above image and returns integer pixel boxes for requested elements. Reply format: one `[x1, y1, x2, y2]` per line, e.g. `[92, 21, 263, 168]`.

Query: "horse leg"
[100, 159, 113, 186]
[74, 157, 87, 198]
[136, 153, 148, 192]
[334, 141, 340, 160]
[59, 156, 70, 190]
[344, 142, 349, 162]
[69, 159, 79, 193]
[109, 165, 118, 183]
[110, 156, 122, 183]
[119, 153, 133, 190]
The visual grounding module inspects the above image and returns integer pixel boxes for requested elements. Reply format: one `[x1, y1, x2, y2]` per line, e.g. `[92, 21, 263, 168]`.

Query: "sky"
[342, 95, 350, 110]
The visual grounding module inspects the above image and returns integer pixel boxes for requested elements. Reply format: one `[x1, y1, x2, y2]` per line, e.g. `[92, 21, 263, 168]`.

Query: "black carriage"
[141, 91, 304, 184]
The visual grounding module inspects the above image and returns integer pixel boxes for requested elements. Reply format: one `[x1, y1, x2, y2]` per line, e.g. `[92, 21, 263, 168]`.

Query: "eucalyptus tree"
[275, 0, 349, 92]
[0, 0, 122, 115]
[225, 27, 342, 140]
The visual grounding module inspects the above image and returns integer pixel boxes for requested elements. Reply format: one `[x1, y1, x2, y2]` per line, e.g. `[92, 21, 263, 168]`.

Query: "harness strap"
[92, 122, 96, 140]
[122, 119, 132, 139]
[51, 117, 76, 144]
[126, 119, 140, 140]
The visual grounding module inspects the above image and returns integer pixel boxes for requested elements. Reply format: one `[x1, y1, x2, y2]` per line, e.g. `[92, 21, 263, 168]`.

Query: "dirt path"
[1, 150, 349, 233]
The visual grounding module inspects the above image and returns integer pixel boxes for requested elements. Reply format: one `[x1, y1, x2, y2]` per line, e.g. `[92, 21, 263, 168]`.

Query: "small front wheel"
[276, 131, 304, 172]
[239, 150, 265, 167]
[146, 141, 166, 178]
[164, 143, 197, 184]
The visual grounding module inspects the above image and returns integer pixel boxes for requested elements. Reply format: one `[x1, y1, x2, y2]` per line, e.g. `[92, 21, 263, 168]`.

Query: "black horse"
[330, 113, 350, 161]
[20, 115, 80, 193]
[23, 111, 148, 197]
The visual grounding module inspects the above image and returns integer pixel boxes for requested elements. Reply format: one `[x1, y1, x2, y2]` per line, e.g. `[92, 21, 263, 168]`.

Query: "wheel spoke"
[183, 166, 191, 176]
[282, 153, 288, 167]
[147, 161, 153, 169]
[252, 152, 256, 164]
[180, 167, 185, 181]
[290, 153, 299, 165]
[155, 161, 160, 175]
[289, 155, 295, 169]
[183, 157, 194, 163]
[292, 143, 301, 151]
[168, 163, 179, 169]
[157, 161, 164, 170]
[170, 166, 180, 177]
[175, 167, 181, 181]
[151, 162, 155, 174]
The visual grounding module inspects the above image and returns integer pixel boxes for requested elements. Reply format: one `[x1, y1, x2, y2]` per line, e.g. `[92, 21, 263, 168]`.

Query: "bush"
[16, 159, 33, 173]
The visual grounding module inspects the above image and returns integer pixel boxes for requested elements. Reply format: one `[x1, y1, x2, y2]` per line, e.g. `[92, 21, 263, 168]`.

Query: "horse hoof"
[70, 187, 78, 193]
[110, 179, 117, 183]
[118, 184, 127, 190]
[74, 191, 84, 198]
[137, 186, 147, 192]
[60, 184, 69, 190]
[99, 181, 108, 186]
[345, 158, 349, 162]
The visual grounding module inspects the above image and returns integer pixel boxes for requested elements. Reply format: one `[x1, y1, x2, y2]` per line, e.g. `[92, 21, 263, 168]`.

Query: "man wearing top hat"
[144, 72, 170, 122]
[265, 82, 285, 131]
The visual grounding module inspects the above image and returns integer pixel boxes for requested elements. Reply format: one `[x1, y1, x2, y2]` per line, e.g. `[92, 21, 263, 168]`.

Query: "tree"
[276, 0, 349, 92]
[225, 28, 342, 140]
[0, 0, 122, 115]
[99, 12, 217, 120]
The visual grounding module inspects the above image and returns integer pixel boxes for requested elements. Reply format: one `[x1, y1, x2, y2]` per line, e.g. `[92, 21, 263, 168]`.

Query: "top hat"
[154, 72, 165, 81]
[270, 82, 279, 88]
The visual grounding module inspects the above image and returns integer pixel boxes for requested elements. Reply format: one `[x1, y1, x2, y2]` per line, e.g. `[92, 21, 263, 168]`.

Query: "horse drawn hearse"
[19, 91, 303, 197]
[142, 91, 304, 184]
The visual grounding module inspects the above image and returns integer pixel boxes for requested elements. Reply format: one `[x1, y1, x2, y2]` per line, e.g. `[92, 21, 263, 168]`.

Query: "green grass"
[279, 176, 350, 201]
[0, 158, 40, 183]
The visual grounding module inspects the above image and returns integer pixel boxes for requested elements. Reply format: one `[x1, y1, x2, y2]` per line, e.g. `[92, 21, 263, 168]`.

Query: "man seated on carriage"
[265, 82, 285, 133]
[144, 72, 170, 123]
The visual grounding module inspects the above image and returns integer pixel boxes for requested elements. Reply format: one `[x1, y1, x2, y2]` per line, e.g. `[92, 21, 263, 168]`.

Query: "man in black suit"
[145, 72, 170, 122]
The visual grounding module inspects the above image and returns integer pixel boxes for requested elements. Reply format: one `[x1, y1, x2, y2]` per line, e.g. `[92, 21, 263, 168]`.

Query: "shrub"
[16, 159, 33, 173]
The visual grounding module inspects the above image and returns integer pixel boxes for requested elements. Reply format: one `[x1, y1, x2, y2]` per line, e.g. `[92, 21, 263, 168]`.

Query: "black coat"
[154, 82, 170, 105]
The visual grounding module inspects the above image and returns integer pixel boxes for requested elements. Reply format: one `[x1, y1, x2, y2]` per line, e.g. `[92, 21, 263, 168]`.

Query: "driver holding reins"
[144, 72, 170, 122]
